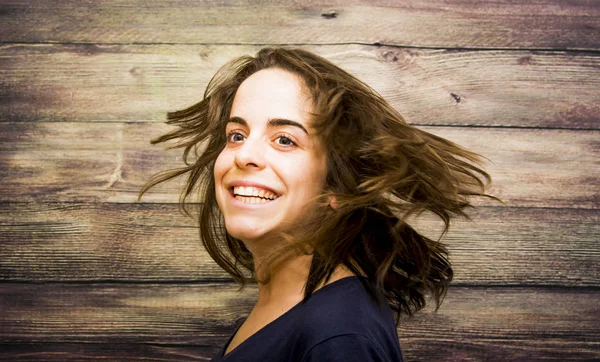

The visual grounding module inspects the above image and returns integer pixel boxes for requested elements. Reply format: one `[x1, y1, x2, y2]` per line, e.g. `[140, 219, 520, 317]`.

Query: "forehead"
[230, 68, 314, 126]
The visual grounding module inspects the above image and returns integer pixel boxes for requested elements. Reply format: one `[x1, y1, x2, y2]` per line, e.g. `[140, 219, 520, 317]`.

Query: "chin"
[225, 222, 271, 244]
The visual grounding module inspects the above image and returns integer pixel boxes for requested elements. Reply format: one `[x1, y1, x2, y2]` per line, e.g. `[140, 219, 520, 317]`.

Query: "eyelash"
[225, 131, 298, 148]
[274, 133, 297, 147]
[226, 130, 245, 143]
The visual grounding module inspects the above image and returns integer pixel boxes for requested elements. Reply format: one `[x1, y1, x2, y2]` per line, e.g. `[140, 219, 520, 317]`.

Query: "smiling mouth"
[232, 186, 279, 204]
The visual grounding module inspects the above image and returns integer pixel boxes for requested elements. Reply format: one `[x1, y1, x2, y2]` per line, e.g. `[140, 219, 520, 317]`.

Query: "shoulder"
[298, 276, 391, 334]
[291, 277, 403, 360]
[300, 334, 401, 362]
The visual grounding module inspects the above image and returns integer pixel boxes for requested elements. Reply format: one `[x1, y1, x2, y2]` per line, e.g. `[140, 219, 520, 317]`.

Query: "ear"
[328, 195, 339, 210]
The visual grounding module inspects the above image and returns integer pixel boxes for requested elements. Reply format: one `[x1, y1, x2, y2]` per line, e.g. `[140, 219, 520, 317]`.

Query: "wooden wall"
[1, 1, 598, 360]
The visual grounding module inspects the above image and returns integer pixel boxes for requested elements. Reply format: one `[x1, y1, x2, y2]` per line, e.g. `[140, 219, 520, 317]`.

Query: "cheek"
[290, 156, 328, 197]
[213, 149, 231, 182]
[214, 150, 233, 211]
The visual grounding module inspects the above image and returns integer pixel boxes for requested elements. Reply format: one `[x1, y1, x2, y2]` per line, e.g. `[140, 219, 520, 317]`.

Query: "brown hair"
[139, 47, 501, 320]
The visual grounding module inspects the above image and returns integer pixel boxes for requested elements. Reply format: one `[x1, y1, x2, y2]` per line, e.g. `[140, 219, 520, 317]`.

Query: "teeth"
[233, 186, 278, 200]
[235, 195, 270, 204]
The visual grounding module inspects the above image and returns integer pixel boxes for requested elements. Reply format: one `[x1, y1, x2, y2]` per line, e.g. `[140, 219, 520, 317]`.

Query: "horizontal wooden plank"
[0, 204, 598, 286]
[0, 0, 598, 50]
[0, 284, 598, 361]
[0, 202, 228, 282]
[0, 344, 216, 362]
[1, 122, 598, 208]
[397, 287, 600, 361]
[0, 283, 251, 345]
[1, 44, 599, 128]
[0, 339, 597, 362]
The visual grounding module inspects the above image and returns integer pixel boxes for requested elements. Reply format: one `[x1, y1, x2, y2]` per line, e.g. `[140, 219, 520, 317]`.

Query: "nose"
[234, 135, 266, 170]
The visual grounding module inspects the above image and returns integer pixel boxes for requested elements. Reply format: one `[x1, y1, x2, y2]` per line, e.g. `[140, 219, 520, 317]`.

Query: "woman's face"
[214, 68, 327, 244]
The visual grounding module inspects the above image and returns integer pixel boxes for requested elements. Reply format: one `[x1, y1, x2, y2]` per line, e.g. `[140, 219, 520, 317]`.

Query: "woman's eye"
[228, 132, 245, 143]
[275, 136, 296, 147]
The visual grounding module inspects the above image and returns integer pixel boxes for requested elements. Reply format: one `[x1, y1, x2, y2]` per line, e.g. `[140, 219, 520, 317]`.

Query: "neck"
[249, 247, 357, 308]
[242, 233, 311, 306]
[254, 252, 312, 307]
[243, 233, 357, 308]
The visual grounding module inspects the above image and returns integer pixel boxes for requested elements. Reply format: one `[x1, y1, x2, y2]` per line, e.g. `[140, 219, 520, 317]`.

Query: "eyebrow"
[228, 116, 308, 135]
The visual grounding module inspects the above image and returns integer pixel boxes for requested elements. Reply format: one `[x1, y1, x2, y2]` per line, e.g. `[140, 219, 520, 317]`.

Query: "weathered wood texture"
[1, 0, 599, 360]
[0, 284, 598, 361]
[0, 344, 215, 362]
[1, 122, 598, 208]
[0, 0, 598, 50]
[1, 44, 599, 128]
[0, 203, 598, 287]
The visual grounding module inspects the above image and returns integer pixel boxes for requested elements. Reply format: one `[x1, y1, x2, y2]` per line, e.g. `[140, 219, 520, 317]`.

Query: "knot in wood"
[321, 10, 338, 19]
[450, 93, 462, 103]
[383, 51, 399, 62]
[129, 67, 143, 77]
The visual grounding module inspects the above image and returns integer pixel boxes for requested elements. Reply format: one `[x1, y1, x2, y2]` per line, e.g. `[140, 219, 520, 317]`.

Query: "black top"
[211, 276, 404, 362]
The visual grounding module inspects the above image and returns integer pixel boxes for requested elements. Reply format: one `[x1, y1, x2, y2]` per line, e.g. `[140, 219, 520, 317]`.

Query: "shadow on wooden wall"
[0, 1, 598, 361]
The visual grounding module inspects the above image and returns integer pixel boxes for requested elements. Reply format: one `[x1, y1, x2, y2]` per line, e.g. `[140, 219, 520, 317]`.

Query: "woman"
[140, 47, 498, 361]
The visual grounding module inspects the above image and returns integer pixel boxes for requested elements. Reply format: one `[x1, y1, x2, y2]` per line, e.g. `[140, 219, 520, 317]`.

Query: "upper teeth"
[233, 186, 278, 200]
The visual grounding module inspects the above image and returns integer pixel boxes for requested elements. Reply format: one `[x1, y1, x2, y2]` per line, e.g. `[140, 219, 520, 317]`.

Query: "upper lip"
[227, 180, 281, 196]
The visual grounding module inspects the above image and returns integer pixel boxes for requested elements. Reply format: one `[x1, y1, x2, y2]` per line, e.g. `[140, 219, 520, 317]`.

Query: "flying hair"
[139, 47, 502, 321]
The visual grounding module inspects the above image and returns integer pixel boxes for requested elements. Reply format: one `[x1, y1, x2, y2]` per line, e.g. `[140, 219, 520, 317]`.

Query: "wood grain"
[1, 1, 598, 359]
[1, 44, 599, 128]
[1, 122, 598, 208]
[0, 203, 598, 286]
[0, 284, 598, 360]
[0, 0, 598, 50]
[0, 344, 217, 362]
[1, 339, 597, 362]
